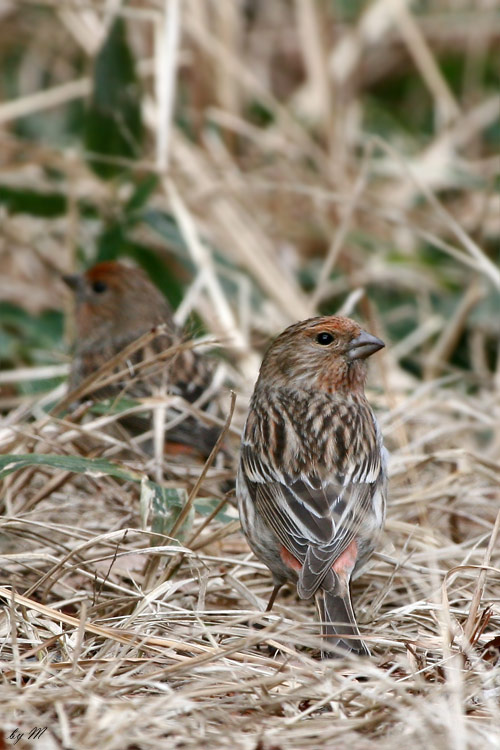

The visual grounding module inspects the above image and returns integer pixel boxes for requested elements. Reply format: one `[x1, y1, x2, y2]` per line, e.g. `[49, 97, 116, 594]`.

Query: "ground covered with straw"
[1, 2, 500, 749]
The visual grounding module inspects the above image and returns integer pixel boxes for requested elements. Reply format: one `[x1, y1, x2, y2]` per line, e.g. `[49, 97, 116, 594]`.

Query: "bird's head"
[63, 261, 173, 344]
[257, 315, 384, 395]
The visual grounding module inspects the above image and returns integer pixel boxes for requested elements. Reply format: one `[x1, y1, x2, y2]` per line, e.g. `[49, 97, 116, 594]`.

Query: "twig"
[155, 0, 181, 172]
[464, 509, 500, 643]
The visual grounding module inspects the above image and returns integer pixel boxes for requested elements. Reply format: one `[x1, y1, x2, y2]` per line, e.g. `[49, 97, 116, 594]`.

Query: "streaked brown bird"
[237, 315, 387, 656]
[63, 261, 221, 457]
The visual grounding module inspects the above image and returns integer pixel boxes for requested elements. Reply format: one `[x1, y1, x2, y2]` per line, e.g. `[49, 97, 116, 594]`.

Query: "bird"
[237, 315, 387, 657]
[63, 260, 222, 458]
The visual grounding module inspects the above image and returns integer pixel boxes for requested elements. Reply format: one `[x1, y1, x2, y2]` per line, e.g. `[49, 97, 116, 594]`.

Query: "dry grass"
[2, 359, 500, 749]
[1, 1, 500, 749]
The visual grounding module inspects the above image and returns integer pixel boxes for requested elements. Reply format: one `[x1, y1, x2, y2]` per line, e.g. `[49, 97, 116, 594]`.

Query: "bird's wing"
[240, 440, 385, 598]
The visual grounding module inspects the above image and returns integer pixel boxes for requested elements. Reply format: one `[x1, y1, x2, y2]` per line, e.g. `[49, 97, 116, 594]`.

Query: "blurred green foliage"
[85, 18, 144, 178]
[1, 4, 499, 393]
[0, 303, 63, 366]
[0, 186, 67, 216]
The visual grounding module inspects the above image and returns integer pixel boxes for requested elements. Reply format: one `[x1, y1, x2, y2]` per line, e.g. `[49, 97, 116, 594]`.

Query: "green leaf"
[95, 222, 127, 262]
[194, 496, 236, 525]
[140, 479, 193, 543]
[0, 454, 143, 483]
[141, 209, 193, 262]
[85, 17, 143, 178]
[126, 175, 159, 214]
[0, 186, 67, 217]
[128, 247, 186, 309]
[0, 304, 64, 368]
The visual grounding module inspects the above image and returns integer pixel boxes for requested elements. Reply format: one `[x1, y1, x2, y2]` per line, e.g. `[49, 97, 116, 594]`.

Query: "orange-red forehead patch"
[84, 261, 124, 284]
[271, 315, 364, 350]
[305, 315, 362, 338]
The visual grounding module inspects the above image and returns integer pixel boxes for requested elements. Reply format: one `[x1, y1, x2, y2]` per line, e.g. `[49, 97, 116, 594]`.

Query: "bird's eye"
[316, 332, 335, 346]
[91, 280, 108, 294]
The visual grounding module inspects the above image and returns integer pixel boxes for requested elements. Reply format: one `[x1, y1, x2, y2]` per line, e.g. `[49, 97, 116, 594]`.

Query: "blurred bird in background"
[63, 261, 224, 459]
[237, 315, 387, 657]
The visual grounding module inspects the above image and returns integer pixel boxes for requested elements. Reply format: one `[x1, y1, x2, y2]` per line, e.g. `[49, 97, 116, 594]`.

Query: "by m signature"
[9, 727, 47, 744]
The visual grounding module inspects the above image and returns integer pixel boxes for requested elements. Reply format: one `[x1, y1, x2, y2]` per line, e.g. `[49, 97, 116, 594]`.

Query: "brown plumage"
[237, 315, 387, 656]
[63, 261, 221, 457]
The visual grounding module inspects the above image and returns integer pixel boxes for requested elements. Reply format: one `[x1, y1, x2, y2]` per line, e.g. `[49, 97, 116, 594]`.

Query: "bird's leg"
[266, 584, 282, 612]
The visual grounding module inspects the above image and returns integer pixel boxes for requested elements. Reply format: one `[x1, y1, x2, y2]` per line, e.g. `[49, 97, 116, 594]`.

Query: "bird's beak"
[62, 273, 82, 292]
[347, 330, 385, 360]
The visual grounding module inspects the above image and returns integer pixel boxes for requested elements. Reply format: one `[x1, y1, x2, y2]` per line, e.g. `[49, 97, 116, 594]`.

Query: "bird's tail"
[319, 586, 370, 658]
